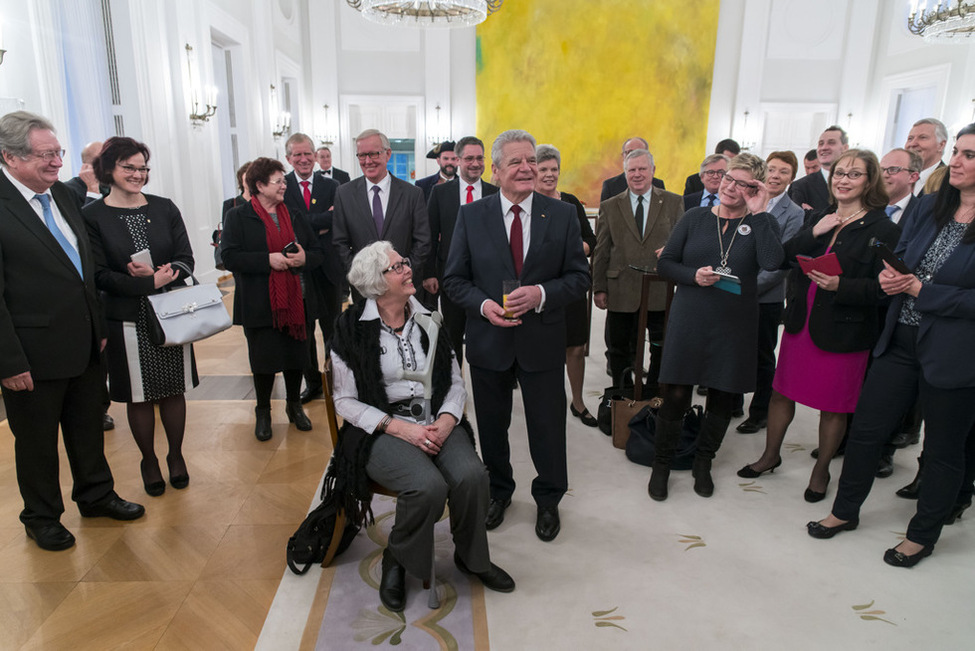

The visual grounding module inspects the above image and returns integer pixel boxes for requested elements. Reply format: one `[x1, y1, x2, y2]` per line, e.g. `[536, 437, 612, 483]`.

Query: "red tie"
[466, 185, 475, 204]
[510, 205, 523, 278]
[301, 181, 311, 210]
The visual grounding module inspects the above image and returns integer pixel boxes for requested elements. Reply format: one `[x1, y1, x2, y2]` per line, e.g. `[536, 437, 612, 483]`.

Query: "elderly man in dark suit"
[788, 125, 849, 211]
[594, 148, 682, 389]
[282, 133, 342, 403]
[333, 129, 430, 298]
[423, 135, 499, 359]
[683, 138, 740, 196]
[600, 137, 666, 201]
[683, 154, 729, 211]
[315, 145, 351, 185]
[0, 111, 144, 552]
[444, 129, 589, 542]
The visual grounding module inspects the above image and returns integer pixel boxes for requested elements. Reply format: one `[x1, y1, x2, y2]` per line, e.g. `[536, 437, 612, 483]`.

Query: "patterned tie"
[886, 205, 899, 219]
[35, 193, 82, 277]
[634, 195, 645, 236]
[466, 185, 475, 204]
[706, 193, 716, 207]
[301, 180, 311, 210]
[510, 205, 524, 278]
[372, 185, 384, 236]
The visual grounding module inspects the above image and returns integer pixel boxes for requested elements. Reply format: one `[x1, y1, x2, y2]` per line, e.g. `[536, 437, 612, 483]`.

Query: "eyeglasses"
[356, 150, 387, 162]
[880, 166, 914, 175]
[701, 169, 726, 179]
[461, 155, 485, 163]
[833, 170, 866, 180]
[29, 149, 65, 162]
[382, 258, 412, 275]
[721, 174, 757, 190]
[119, 164, 150, 175]
[264, 178, 286, 186]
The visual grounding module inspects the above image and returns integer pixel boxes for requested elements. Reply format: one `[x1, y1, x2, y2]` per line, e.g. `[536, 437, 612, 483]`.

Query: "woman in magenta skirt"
[738, 149, 900, 501]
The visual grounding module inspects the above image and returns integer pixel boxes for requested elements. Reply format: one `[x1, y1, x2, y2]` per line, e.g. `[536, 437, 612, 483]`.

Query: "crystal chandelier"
[346, 0, 503, 28]
[908, 0, 975, 41]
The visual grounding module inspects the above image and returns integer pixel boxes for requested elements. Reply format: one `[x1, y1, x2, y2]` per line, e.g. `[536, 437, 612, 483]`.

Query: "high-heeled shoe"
[944, 501, 971, 525]
[286, 400, 313, 431]
[806, 517, 858, 539]
[570, 403, 598, 427]
[166, 454, 189, 490]
[141, 459, 166, 497]
[884, 544, 933, 568]
[804, 473, 830, 503]
[737, 457, 782, 478]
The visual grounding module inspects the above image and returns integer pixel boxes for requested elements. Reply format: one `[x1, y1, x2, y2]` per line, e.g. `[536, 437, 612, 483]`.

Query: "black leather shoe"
[944, 501, 971, 525]
[896, 457, 922, 499]
[736, 417, 767, 434]
[875, 453, 894, 478]
[884, 544, 933, 568]
[737, 457, 781, 478]
[648, 465, 670, 501]
[379, 548, 406, 612]
[454, 551, 515, 592]
[140, 459, 166, 497]
[299, 386, 323, 404]
[25, 522, 75, 551]
[485, 498, 511, 530]
[286, 401, 313, 431]
[692, 457, 714, 497]
[79, 496, 145, 521]
[804, 474, 830, 503]
[890, 429, 920, 449]
[255, 407, 272, 441]
[570, 404, 598, 428]
[102, 413, 115, 431]
[806, 517, 858, 539]
[535, 506, 560, 542]
[811, 443, 846, 459]
[696, 385, 708, 396]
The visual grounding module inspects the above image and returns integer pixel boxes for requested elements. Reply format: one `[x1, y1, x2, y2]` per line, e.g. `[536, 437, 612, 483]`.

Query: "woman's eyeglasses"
[832, 170, 865, 180]
[382, 259, 412, 275]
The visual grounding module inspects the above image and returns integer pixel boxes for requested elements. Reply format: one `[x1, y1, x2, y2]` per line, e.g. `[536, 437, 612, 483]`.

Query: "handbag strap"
[170, 260, 199, 286]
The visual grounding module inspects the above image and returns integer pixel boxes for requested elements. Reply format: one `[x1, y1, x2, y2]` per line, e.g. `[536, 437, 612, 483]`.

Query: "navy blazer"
[425, 178, 499, 279]
[284, 171, 343, 286]
[874, 194, 975, 388]
[442, 191, 590, 372]
[787, 171, 830, 212]
[415, 172, 445, 201]
[682, 190, 719, 211]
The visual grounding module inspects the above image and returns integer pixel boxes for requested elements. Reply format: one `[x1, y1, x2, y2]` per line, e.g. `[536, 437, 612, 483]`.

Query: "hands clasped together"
[388, 414, 459, 456]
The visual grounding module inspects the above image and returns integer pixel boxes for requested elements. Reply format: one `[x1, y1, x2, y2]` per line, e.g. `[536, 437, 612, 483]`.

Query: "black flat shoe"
[166, 454, 189, 490]
[569, 404, 598, 427]
[79, 496, 146, 521]
[454, 551, 515, 592]
[535, 506, 560, 542]
[807, 517, 858, 539]
[485, 498, 511, 530]
[379, 548, 406, 611]
[944, 501, 971, 525]
[804, 473, 830, 503]
[737, 457, 781, 478]
[299, 386, 323, 404]
[103, 413, 115, 431]
[25, 522, 76, 551]
[141, 459, 165, 497]
[736, 417, 767, 434]
[884, 544, 933, 568]
[875, 453, 894, 478]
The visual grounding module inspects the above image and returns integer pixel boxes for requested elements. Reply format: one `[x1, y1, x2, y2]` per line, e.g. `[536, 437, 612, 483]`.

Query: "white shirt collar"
[367, 173, 392, 195]
[499, 191, 533, 217]
[3, 168, 50, 204]
[360, 295, 429, 322]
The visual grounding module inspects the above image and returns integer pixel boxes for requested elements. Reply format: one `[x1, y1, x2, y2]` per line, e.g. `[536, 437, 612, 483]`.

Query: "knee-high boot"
[648, 415, 683, 502]
[693, 412, 731, 497]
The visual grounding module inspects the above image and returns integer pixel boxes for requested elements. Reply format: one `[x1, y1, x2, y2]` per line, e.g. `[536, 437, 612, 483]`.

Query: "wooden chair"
[319, 369, 440, 608]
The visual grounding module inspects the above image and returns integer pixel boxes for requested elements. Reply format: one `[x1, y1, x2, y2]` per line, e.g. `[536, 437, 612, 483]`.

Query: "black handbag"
[286, 493, 360, 575]
[625, 404, 703, 470]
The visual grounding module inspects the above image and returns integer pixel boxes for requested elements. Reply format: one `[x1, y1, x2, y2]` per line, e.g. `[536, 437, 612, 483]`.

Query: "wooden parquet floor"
[0, 285, 331, 650]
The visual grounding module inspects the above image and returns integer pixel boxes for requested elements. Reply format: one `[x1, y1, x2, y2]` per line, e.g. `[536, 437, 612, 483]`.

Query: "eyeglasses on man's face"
[881, 166, 912, 176]
[28, 149, 65, 162]
[356, 150, 388, 162]
[382, 258, 412, 275]
[702, 169, 726, 179]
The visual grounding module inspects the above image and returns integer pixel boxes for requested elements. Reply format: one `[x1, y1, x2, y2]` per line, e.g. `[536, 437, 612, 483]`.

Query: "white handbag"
[146, 262, 232, 346]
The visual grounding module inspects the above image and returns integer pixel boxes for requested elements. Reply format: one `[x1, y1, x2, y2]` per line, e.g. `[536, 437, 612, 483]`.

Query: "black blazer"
[415, 172, 445, 201]
[782, 208, 901, 353]
[0, 174, 104, 381]
[425, 178, 499, 279]
[221, 201, 324, 326]
[221, 194, 245, 220]
[684, 172, 704, 195]
[787, 172, 830, 211]
[600, 173, 665, 202]
[683, 190, 718, 211]
[84, 195, 195, 322]
[283, 171, 343, 286]
[322, 167, 351, 185]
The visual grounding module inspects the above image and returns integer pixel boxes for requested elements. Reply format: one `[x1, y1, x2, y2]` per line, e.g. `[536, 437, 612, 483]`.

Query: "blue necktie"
[706, 194, 716, 207]
[35, 193, 83, 277]
[885, 205, 899, 219]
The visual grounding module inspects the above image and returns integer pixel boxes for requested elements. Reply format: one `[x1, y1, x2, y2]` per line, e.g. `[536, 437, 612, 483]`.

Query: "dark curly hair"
[244, 157, 285, 197]
[934, 123, 975, 243]
[93, 137, 151, 186]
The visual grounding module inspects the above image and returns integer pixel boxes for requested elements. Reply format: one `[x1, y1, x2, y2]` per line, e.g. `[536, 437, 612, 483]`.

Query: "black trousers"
[606, 309, 665, 387]
[304, 280, 342, 391]
[832, 324, 975, 546]
[469, 363, 567, 508]
[3, 360, 116, 526]
[439, 290, 467, 366]
[744, 301, 784, 420]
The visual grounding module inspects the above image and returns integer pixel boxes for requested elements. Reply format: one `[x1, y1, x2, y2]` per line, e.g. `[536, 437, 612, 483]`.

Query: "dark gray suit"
[787, 171, 830, 211]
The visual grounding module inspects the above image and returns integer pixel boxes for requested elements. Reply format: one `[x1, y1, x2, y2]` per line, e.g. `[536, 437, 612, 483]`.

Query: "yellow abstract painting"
[476, 0, 721, 207]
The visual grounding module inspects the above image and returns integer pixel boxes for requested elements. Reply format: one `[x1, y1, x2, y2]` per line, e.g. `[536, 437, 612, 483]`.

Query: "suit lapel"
[642, 188, 669, 243]
[349, 178, 375, 236]
[382, 177, 401, 238]
[0, 175, 80, 277]
[522, 192, 551, 277]
[618, 193, 642, 241]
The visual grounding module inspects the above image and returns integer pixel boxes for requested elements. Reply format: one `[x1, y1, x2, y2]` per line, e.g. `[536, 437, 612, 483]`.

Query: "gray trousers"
[365, 425, 490, 578]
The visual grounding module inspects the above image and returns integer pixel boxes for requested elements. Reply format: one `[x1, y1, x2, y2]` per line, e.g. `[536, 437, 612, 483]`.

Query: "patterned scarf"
[250, 196, 306, 340]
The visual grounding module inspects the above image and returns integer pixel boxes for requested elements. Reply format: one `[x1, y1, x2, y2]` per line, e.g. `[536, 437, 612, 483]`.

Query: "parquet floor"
[0, 285, 332, 650]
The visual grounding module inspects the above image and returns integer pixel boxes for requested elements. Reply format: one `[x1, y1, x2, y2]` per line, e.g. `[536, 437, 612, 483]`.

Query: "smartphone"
[282, 241, 299, 255]
[869, 238, 911, 274]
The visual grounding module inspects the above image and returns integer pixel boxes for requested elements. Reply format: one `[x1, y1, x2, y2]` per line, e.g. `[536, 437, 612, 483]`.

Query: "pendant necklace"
[715, 210, 745, 274]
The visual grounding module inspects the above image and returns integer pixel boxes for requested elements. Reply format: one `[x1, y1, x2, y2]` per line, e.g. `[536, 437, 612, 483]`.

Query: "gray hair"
[888, 147, 923, 173]
[284, 132, 314, 156]
[535, 144, 561, 167]
[624, 148, 654, 168]
[455, 135, 484, 159]
[0, 111, 56, 165]
[913, 117, 948, 144]
[621, 137, 649, 153]
[491, 129, 536, 165]
[700, 153, 729, 173]
[347, 241, 396, 299]
[355, 128, 391, 151]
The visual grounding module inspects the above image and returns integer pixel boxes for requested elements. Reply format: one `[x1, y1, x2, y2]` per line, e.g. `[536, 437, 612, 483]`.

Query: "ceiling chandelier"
[346, 0, 503, 28]
[908, 0, 975, 41]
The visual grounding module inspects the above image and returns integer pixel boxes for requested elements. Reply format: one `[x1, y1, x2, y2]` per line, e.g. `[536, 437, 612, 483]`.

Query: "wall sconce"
[185, 44, 217, 125]
[270, 84, 291, 139]
[739, 110, 756, 151]
[317, 104, 336, 146]
[428, 103, 448, 145]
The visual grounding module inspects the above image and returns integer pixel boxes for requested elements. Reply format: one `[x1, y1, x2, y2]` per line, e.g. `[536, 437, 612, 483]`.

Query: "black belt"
[390, 399, 425, 420]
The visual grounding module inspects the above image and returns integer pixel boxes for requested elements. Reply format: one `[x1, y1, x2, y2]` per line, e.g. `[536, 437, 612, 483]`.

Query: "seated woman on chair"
[328, 241, 514, 612]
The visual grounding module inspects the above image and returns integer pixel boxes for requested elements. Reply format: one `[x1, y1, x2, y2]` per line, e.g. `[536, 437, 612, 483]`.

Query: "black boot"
[379, 548, 406, 612]
[648, 416, 682, 501]
[255, 407, 272, 441]
[693, 412, 731, 498]
[896, 455, 923, 499]
[286, 401, 312, 431]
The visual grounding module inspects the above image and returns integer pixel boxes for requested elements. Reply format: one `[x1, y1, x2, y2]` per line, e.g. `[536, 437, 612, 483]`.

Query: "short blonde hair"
[727, 152, 767, 183]
[347, 241, 395, 299]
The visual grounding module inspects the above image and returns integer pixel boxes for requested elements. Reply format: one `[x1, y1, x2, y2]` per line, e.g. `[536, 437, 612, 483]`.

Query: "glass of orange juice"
[502, 280, 520, 320]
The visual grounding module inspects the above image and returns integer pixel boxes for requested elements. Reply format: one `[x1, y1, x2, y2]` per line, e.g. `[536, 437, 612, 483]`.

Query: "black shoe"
[696, 386, 708, 396]
[875, 453, 894, 478]
[299, 386, 323, 404]
[944, 501, 971, 525]
[102, 413, 115, 431]
[806, 517, 858, 539]
[485, 498, 511, 530]
[736, 417, 767, 434]
[570, 404, 598, 428]
[811, 445, 846, 460]
[167, 454, 189, 489]
[25, 522, 76, 551]
[737, 457, 781, 478]
[731, 408, 745, 418]
[884, 544, 933, 568]
[896, 457, 923, 499]
[255, 407, 272, 441]
[535, 506, 560, 542]
[890, 429, 921, 449]
[804, 474, 830, 503]
[286, 401, 313, 431]
[692, 457, 714, 497]
[379, 548, 406, 612]
[79, 496, 146, 521]
[648, 464, 670, 501]
[140, 459, 165, 497]
[454, 551, 515, 592]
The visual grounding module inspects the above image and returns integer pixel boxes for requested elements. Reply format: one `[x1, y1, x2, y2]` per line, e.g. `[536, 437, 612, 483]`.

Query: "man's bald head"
[80, 141, 103, 165]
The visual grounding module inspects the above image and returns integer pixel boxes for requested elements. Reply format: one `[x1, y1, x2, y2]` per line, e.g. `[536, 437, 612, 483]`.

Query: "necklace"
[715, 211, 746, 274]
[836, 207, 866, 224]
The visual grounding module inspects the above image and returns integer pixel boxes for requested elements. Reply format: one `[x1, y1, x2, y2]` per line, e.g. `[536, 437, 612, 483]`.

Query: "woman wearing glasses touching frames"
[739, 149, 900, 504]
[84, 137, 198, 496]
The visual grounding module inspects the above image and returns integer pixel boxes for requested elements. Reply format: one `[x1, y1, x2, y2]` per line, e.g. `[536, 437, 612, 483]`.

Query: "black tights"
[127, 394, 187, 481]
[659, 384, 735, 421]
[254, 370, 302, 408]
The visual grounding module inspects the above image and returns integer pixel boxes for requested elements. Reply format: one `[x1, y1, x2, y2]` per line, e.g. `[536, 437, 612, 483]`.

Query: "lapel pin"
[312, 198, 317, 204]
[541, 213, 546, 219]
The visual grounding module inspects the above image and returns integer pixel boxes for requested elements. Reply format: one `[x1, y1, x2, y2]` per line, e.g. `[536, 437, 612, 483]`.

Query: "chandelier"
[908, 0, 975, 41]
[346, 0, 503, 28]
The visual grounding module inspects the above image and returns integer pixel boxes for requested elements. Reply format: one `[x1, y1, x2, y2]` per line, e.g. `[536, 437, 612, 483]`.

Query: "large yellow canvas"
[476, 0, 721, 207]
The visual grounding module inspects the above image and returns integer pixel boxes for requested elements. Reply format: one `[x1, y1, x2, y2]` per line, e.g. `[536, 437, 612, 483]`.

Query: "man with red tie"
[423, 136, 499, 359]
[443, 130, 589, 542]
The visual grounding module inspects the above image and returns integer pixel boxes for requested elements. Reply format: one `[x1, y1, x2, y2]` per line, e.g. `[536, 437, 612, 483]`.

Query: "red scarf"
[251, 196, 306, 340]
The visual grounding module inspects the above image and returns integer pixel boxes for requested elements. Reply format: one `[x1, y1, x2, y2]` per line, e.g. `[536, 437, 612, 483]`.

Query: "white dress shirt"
[3, 169, 79, 250]
[366, 173, 392, 217]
